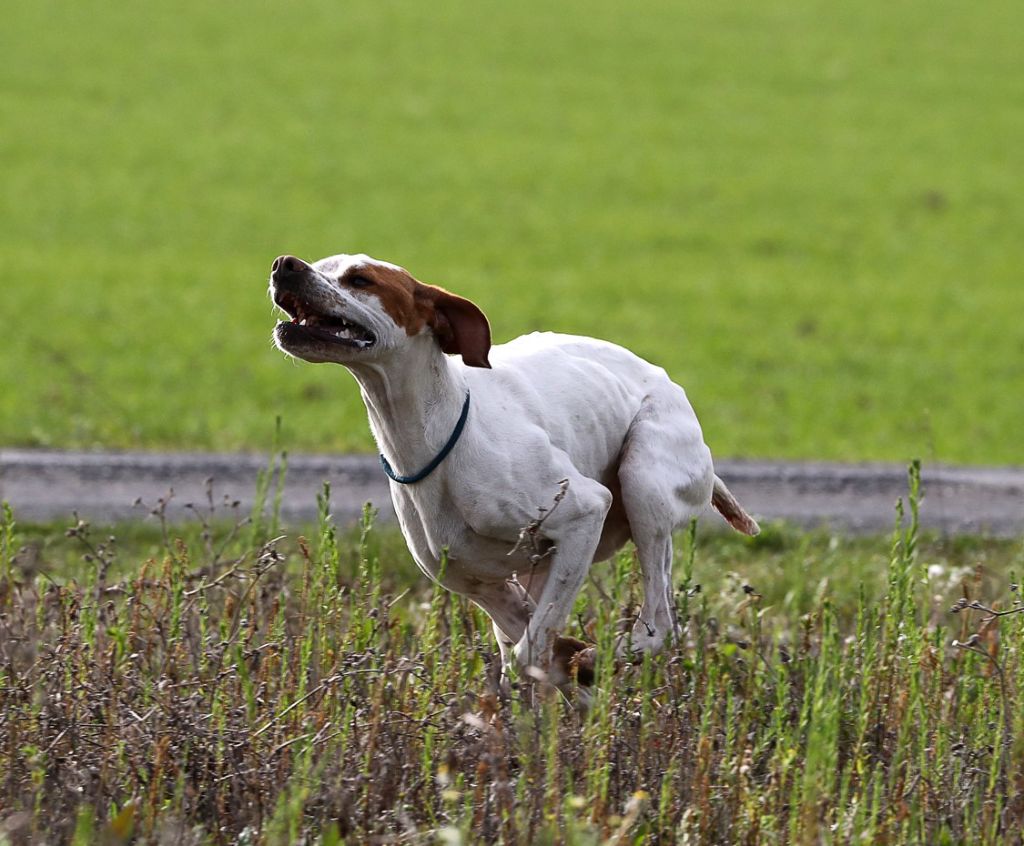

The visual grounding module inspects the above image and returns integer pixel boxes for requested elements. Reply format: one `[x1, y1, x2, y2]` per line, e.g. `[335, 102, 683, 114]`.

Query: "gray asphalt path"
[1, 449, 1022, 536]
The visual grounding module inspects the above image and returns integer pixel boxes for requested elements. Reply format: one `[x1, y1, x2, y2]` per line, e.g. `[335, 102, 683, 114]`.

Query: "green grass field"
[2, 0, 1023, 463]
[2, 475, 1024, 843]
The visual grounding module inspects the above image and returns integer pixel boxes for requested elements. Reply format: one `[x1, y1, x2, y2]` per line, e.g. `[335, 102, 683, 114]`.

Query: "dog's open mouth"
[275, 291, 376, 350]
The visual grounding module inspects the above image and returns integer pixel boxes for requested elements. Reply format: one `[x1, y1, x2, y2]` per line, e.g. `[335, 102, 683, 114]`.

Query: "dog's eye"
[348, 275, 374, 289]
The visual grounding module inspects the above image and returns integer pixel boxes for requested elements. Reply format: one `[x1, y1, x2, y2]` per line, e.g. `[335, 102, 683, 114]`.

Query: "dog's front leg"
[467, 586, 533, 698]
[492, 622, 516, 698]
[512, 479, 612, 680]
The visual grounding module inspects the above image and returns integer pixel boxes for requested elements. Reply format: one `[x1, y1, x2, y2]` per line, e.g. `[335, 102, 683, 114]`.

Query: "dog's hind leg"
[617, 532, 676, 657]
[616, 390, 715, 658]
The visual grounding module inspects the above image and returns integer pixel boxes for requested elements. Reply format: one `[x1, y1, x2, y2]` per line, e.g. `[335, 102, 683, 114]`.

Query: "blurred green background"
[2, 0, 1021, 463]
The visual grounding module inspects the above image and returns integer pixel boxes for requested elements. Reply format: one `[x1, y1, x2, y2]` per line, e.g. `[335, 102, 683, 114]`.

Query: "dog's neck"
[346, 335, 467, 477]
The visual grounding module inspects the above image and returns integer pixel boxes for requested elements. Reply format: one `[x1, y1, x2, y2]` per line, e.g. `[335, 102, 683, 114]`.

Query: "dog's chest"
[390, 485, 526, 592]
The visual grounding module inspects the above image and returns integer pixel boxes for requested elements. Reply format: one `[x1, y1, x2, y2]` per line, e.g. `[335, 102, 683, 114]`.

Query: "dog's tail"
[711, 475, 760, 536]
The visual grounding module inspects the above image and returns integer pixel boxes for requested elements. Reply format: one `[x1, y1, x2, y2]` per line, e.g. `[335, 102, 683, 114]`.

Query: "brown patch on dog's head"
[339, 261, 492, 368]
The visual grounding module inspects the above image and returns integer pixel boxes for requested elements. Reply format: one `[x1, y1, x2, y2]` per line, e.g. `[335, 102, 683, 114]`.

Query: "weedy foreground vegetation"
[2, 466, 1023, 845]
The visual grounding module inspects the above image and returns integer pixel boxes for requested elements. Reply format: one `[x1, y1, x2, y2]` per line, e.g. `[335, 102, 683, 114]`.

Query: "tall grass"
[1, 464, 1022, 844]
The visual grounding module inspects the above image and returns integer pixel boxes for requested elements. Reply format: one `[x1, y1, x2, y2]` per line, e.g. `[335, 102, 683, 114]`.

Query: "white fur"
[314, 253, 406, 277]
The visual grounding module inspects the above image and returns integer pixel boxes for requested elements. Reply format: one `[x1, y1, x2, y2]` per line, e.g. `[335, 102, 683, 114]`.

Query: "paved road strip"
[1, 449, 1021, 536]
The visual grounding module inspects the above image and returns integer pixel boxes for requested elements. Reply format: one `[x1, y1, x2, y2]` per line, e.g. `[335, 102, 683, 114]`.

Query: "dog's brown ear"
[421, 286, 492, 368]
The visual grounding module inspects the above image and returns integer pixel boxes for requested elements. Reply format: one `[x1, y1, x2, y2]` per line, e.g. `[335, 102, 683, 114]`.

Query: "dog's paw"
[614, 626, 668, 661]
[552, 636, 596, 687]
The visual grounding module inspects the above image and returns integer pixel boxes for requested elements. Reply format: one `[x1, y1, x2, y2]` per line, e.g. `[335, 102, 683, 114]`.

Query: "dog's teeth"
[299, 318, 308, 326]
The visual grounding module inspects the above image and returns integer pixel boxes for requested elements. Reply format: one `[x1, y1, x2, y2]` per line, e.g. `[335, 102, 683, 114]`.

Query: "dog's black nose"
[271, 255, 310, 280]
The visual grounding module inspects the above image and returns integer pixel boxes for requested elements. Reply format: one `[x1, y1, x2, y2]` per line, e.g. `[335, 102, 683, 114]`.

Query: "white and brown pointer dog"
[270, 253, 759, 691]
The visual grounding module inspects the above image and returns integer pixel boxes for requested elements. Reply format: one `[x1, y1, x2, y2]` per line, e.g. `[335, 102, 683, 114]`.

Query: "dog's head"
[269, 253, 491, 368]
